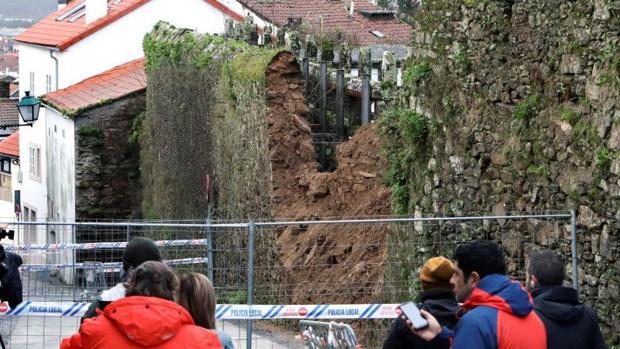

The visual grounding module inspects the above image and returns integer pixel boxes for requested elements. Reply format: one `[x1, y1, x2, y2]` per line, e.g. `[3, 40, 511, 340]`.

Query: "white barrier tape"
[20, 257, 208, 272]
[5, 239, 209, 251]
[0, 302, 402, 319]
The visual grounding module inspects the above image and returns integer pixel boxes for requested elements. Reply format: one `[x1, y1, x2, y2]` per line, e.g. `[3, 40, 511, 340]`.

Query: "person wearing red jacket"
[61, 261, 223, 349]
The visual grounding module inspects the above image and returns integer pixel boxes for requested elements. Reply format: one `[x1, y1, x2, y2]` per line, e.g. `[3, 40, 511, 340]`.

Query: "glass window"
[29, 72, 34, 94]
[29, 144, 41, 180]
[45, 75, 52, 93]
[0, 158, 10, 174]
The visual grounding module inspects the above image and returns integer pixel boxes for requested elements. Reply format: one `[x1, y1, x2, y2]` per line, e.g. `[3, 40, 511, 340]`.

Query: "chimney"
[86, 0, 108, 24]
[0, 77, 11, 98]
[58, 0, 69, 10]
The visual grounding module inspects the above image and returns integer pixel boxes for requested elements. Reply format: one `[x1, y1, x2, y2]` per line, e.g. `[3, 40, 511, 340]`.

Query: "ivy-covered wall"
[141, 21, 281, 301]
[381, 0, 620, 344]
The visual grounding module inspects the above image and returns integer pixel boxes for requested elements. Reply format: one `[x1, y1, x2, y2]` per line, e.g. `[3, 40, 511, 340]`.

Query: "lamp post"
[17, 91, 40, 126]
[0, 91, 41, 130]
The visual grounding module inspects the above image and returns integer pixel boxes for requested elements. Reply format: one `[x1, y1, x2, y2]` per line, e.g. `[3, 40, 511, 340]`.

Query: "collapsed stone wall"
[386, 0, 619, 343]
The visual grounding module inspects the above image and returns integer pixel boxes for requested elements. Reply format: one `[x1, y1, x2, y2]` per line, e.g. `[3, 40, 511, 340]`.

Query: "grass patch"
[379, 109, 432, 213]
[77, 125, 103, 138]
[559, 107, 580, 126]
[227, 49, 279, 84]
[514, 95, 541, 121]
[596, 147, 612, 173]
[463, 0, 487, 8]
[404, 62, 432, 84]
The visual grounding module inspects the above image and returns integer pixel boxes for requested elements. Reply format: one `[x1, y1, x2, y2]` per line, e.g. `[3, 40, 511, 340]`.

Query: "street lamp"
[17, 91, 41, 125]
[1, 91, 41, 130]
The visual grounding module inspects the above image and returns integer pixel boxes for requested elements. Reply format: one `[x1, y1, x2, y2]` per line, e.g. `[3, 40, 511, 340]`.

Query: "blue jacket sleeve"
[451, 307, 498, 349]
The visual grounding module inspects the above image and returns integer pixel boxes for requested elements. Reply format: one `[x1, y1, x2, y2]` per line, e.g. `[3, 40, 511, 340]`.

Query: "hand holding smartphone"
[399, 302, 429, 330]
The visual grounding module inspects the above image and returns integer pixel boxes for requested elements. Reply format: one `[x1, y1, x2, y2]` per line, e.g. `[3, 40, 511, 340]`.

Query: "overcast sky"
[0, 0, 57, 22]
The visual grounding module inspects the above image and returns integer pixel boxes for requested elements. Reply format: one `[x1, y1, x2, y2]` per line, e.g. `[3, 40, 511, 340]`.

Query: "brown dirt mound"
[265, 52, 391, 304]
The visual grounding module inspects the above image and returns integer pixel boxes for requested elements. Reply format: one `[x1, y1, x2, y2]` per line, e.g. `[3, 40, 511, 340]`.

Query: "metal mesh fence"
[0, 212, 574, 349]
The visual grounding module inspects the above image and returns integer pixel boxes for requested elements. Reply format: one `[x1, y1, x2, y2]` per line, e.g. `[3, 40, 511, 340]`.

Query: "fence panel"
[0, 212, 573, 349]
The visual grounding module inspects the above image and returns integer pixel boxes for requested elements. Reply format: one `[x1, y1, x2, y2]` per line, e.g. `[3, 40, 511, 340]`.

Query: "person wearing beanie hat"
[383, 256, 458, 349]
[121, 237, 162, 273]
[80, 237, 162, 324]
[420, 257, 455, 291]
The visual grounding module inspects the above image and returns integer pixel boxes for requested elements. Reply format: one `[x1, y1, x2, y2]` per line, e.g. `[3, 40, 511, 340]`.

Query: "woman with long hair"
[178, 273, 234, 349]
[61, 262, 223, 349]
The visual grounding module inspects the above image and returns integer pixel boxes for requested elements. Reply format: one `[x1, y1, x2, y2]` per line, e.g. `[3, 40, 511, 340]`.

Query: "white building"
[0, 131, 20, 221]
[14, 0, 250, 241]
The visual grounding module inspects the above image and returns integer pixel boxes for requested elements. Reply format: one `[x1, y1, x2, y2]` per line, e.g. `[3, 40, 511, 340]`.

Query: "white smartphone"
[399, 302, 429, 330]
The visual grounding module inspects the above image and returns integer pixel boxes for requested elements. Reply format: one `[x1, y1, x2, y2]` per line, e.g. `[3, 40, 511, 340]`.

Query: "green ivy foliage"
[379, 108, 431, 213]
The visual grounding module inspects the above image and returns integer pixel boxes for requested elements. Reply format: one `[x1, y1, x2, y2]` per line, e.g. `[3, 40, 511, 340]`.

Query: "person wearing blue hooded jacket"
[409, 240, 547, 349]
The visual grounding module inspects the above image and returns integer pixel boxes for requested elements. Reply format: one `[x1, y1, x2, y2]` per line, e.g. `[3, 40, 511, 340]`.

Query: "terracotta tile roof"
[0, 131, 19, 158]
[238, 0, 411, 45]
[0, 99, 19, 132]
[42, 58, 146, 115]
[16, 0, 245, 51]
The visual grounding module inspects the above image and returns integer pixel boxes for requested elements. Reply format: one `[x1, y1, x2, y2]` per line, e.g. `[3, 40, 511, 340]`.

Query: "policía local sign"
[0, 302, 402, 319]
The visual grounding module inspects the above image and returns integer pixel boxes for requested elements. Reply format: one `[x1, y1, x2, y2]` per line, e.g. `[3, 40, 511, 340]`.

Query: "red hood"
[463, 274, 533, 317]
[104, 296, 195, 346]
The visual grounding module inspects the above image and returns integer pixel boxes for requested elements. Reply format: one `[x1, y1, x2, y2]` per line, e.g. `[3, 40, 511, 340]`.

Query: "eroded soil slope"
[265, 52, 391, 304]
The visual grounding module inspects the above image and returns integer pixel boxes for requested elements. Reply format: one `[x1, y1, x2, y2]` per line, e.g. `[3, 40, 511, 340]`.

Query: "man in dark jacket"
[383, 256, 458, 349]
[0, 245, 22, 308]
[527, 250, 607, 349]
[80, 237, 162, 322]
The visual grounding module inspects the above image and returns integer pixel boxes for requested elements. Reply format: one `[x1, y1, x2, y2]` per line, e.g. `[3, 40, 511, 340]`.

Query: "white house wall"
[0, 199, 13, 220]
[59, 0, 234, 88]
[19, 106, 48, 245]
[16, 44, 57, 98]
[45, 108, 75, 223]
[45, 107, 75, 279]
[18, 0, 240, 94]
[220, 0, 270, 28]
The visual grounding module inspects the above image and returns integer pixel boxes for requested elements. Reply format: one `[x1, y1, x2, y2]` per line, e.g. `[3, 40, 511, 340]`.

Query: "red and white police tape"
[19, 257, 208, 272]
[5, 239, 210, 251]
[0, 302, 402, 319]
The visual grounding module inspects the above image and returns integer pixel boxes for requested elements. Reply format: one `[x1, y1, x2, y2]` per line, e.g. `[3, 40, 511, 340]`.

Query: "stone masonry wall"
[74, 94, 145, 220]
[396, 0, 620, 344]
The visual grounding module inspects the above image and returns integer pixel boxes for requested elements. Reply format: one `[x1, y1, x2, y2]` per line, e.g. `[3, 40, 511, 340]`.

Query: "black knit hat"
[122, 237, 162, 272]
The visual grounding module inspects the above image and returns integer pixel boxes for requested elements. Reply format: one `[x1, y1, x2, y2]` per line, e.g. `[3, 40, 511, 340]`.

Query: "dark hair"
[125, 261, 178, 301]
[122, 237, 162, 272]
[528, 250, 565, 287]
[453, 240, 506, 280]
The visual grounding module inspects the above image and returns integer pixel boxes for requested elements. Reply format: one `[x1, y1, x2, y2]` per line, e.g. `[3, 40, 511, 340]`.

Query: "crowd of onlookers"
[60, 237, 233, 349]
[383, 240, 607, 349]
[52, 237, 606, 349]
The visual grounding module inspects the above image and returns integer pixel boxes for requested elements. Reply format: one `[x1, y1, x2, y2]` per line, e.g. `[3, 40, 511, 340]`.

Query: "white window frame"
[29, 143, 41, 182]
[45, 74, 52, 93]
